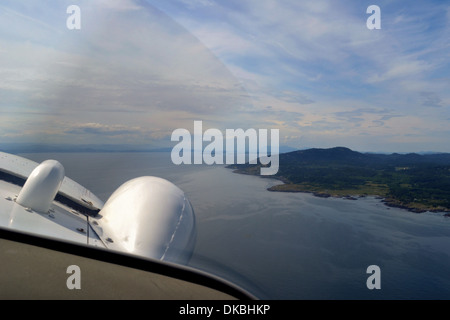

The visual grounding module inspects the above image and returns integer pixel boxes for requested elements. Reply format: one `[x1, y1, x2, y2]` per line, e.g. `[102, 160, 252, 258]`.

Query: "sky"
[0, 0, 449, 153]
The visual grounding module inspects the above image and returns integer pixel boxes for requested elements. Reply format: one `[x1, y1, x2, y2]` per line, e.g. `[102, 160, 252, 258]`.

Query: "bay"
[19, 152, 450, 299]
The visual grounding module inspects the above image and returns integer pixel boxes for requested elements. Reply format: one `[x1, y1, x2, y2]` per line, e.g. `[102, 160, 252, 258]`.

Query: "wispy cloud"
[420, 91, 443, 108]
[64, 123, 143, 136]
[367, 60, 435, 84]
[147, 0, 450, 151]
[177, 0, 215, 9]
[0, 0, 252, 147]
[1, 0, 450, 152]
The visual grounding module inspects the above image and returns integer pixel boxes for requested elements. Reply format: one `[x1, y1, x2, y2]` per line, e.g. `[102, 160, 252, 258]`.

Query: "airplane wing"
[0, 152, 103, 214]
[0, 152, 104, 247]
[0, 152, 255, 299]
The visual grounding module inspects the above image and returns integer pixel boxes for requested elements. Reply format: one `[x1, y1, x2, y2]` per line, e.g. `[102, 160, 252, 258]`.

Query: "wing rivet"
[76, 228, 86, 233]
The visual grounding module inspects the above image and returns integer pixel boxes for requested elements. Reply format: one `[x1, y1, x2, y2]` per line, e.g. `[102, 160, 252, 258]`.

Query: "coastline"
[230, 169, 450, 216]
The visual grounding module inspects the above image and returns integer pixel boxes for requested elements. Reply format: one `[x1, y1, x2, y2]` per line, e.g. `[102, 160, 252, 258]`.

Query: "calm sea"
[20, 152, 450, 299]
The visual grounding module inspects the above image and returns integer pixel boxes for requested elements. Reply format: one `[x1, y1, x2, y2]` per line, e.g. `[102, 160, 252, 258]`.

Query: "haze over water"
[21, 152, 450, 299]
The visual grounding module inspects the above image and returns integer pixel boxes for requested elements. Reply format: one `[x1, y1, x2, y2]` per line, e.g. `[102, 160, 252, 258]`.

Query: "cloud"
[95, 0, 142, 11]
[367, 60, 434, 84]
[334, 108, 387, 118]
[64, 123, 144, 136]
[177, 0, 215, 9]
[0, 0, 252, 146]
[2, 0, 450, 152]
[420, 91, 443, 108]
[275, 91, 314, 105]
[333, 108, 396, 125]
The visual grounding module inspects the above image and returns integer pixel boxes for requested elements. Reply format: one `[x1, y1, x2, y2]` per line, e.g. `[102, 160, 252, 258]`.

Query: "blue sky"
[0, 0, 449, 152]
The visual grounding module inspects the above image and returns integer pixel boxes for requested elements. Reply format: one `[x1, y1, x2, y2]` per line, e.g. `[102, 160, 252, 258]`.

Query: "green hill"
[227, 147, 450, 214]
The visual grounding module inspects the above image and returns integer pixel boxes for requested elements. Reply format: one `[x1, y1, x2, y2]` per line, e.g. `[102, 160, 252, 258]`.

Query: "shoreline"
[230, 169, 450, 216]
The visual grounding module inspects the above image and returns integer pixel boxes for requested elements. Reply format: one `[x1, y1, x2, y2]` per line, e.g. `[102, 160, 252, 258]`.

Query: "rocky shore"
[266, 183, 450, 215]
[229, 165, 450, 216]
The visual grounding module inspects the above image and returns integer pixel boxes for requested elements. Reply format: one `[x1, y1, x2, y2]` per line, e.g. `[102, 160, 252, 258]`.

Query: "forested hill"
[227, 147, 450, 213]
[278, 147, 450, 167]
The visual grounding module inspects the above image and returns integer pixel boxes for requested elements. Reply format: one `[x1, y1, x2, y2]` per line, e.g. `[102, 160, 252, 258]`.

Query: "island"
[227, 147, 450, 214]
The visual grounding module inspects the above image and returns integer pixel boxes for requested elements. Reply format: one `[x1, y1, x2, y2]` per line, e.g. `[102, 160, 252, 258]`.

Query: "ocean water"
[20, 152, 450, 299]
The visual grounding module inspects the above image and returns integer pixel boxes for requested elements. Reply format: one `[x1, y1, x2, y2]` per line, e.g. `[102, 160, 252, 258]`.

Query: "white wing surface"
[0, 152, 104, 211]
[0, 152, 196, 265]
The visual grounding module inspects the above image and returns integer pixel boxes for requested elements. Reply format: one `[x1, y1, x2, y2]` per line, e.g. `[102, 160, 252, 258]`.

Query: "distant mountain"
[280, 146, 450, 167]
[282, 147, 369, 165]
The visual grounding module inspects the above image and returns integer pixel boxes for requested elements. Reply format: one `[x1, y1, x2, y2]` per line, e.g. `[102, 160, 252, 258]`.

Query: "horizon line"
[1, 144, 449, 156]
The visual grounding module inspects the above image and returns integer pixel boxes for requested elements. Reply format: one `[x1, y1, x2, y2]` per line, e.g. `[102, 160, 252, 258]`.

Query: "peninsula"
[227, 147, 450, 214]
